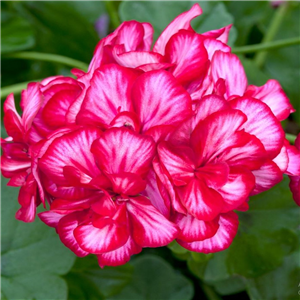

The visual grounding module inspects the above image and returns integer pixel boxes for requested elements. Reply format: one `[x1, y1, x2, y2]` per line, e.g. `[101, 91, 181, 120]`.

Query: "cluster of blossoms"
[2, 4, 300, 267]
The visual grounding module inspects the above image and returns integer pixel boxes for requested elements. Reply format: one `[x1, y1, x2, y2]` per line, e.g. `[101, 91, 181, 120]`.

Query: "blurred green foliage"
[1, 1, 300, 300]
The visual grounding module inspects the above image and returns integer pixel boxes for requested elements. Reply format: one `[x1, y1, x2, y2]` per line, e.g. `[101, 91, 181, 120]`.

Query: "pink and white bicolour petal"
[57, 212, 90, 257]
[231, 97, 285, 159]
[273, 143, 288, 173]
[174, 212, 219, 243]
[1, 156, 31, 178]
[245, 79, 295, 121]
[3, 94, 23, 142]
[202, 24, 232, 44]
[97, 236, 142, 268]
[191, 109, 247, 166]
[132, 70, 192, 132]
[127, 196, 178, 247]
[211, 51, 247, 99]
[164, 31, 208, 84]
[74, 204, 130, 254]
[157, 142, 195, 186]
[92, 127, 155, 178]
[76, 64, 139, 127]
[142, 169, 171, 218]
[285, 139, 300, 176]
[39, 127, 102, 185]
[153, 156, 186, 215]
[153, 3, 202, 55]
[15, 173, 39, 222]
[177, 178, 223, 221]
[112, 50, 164, 69]
[289, 176, 300, 206]
[219, 167, 255, 213]
[39, 211, 65, 228]
[177, 211, 239, 253]
[251, 160, 283, 195]
[169, 95, 229, 146]
[20, 82, 43, 133]
[203, 38, 231, 60]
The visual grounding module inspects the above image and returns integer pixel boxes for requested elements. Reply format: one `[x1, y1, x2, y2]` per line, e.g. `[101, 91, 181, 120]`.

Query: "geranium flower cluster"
[2, 4, 300, 267]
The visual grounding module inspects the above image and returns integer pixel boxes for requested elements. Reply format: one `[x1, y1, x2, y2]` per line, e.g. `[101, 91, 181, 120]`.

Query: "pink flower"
[38, 128, 177, 266]
[1, 3, 298, 267]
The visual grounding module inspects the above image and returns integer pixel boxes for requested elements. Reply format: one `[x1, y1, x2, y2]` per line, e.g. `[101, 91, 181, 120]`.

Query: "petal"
[211, 51, 247, 98]
[164, 31, 208, 84]
[289, 176, 300, 206]
[202, 24, 232, 44]
[203, 38, 231, 60]
[219, 167, 255, 212]
[273, 143, 288, 173]
[174, 212, 219, 243]
[20, 82, 43, 132]
[191, 109, 247, 166]
[58, 212, 90, 257]
[127, 196, 178, 247]
[113, 50, 163, 69]
[76, 64, 139, 127]
[177, 212, 239, 253]
[91, 128, 155, 177]
[251, 160, 283, 195]
[230, 97, 285, 158]
[108, 173, 146, 195]
[177, 178, 223, 221]
[132, 70, 192, 132]
[142, 169, 171, 218]
[245, 79, 295, 121]
[97, 236, 142, 268]
[39, 127, 102, 185]
[3, 94, 23, 142]
[74, 204, 130, 254]
[196, 162, 229, 189]
[38, 211, 64, 228]
[157, 141, 195, 186]
[169, 95, 229, 145]
[153, 3, 202, 55]
[285, 141, 300, 176]
[42, 86, 82, 128]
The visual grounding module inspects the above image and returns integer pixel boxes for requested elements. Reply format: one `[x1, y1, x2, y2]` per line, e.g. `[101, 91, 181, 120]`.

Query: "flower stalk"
[3, 52, 89, 72]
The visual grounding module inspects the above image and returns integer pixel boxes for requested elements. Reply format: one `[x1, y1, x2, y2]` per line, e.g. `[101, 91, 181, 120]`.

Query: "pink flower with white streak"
[1, 3, 299, 268]
[38, 127, 177, 266]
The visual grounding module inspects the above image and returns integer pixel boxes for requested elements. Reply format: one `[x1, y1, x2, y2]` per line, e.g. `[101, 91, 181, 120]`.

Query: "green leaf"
[1, 12, 35, 53]
[1, 177, 76, 300]
[109, 255, 194, 300]
[119, 1, 236, 45]
[211, 275, 246, 296]
[66, 254, 194, 300]
[226, 177, 299, 278]
[246, 250, 300, 300]
[16, 1, 101, 62]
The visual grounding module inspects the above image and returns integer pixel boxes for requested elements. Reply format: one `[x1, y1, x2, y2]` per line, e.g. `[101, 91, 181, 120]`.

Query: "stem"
[3, 52, 89, 72]
[232, 37, 300, 54]
[254, 2, 289, 68]
[105, 1, 120, 29]
[1, 79, 42, 99]
[200, 282, 222, 300]
[286, 133, 297, 144]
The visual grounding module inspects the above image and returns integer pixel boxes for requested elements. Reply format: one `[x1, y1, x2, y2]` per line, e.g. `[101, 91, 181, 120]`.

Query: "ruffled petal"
[127, 196, 178, 247]
[132, 70, 192, 132]
[231, 97, 285, 159]
[153, 3, 202, 55]
[164, 31, 208, 84]
[91, 127, 155, 178]
[97, 236, 142, 268]
[174, 212, 219, 243]
[177, 178, 223, 221]
[177, 212, 239, 253]
[245, 79, 295, 121]
[211, 51, 247, 98]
